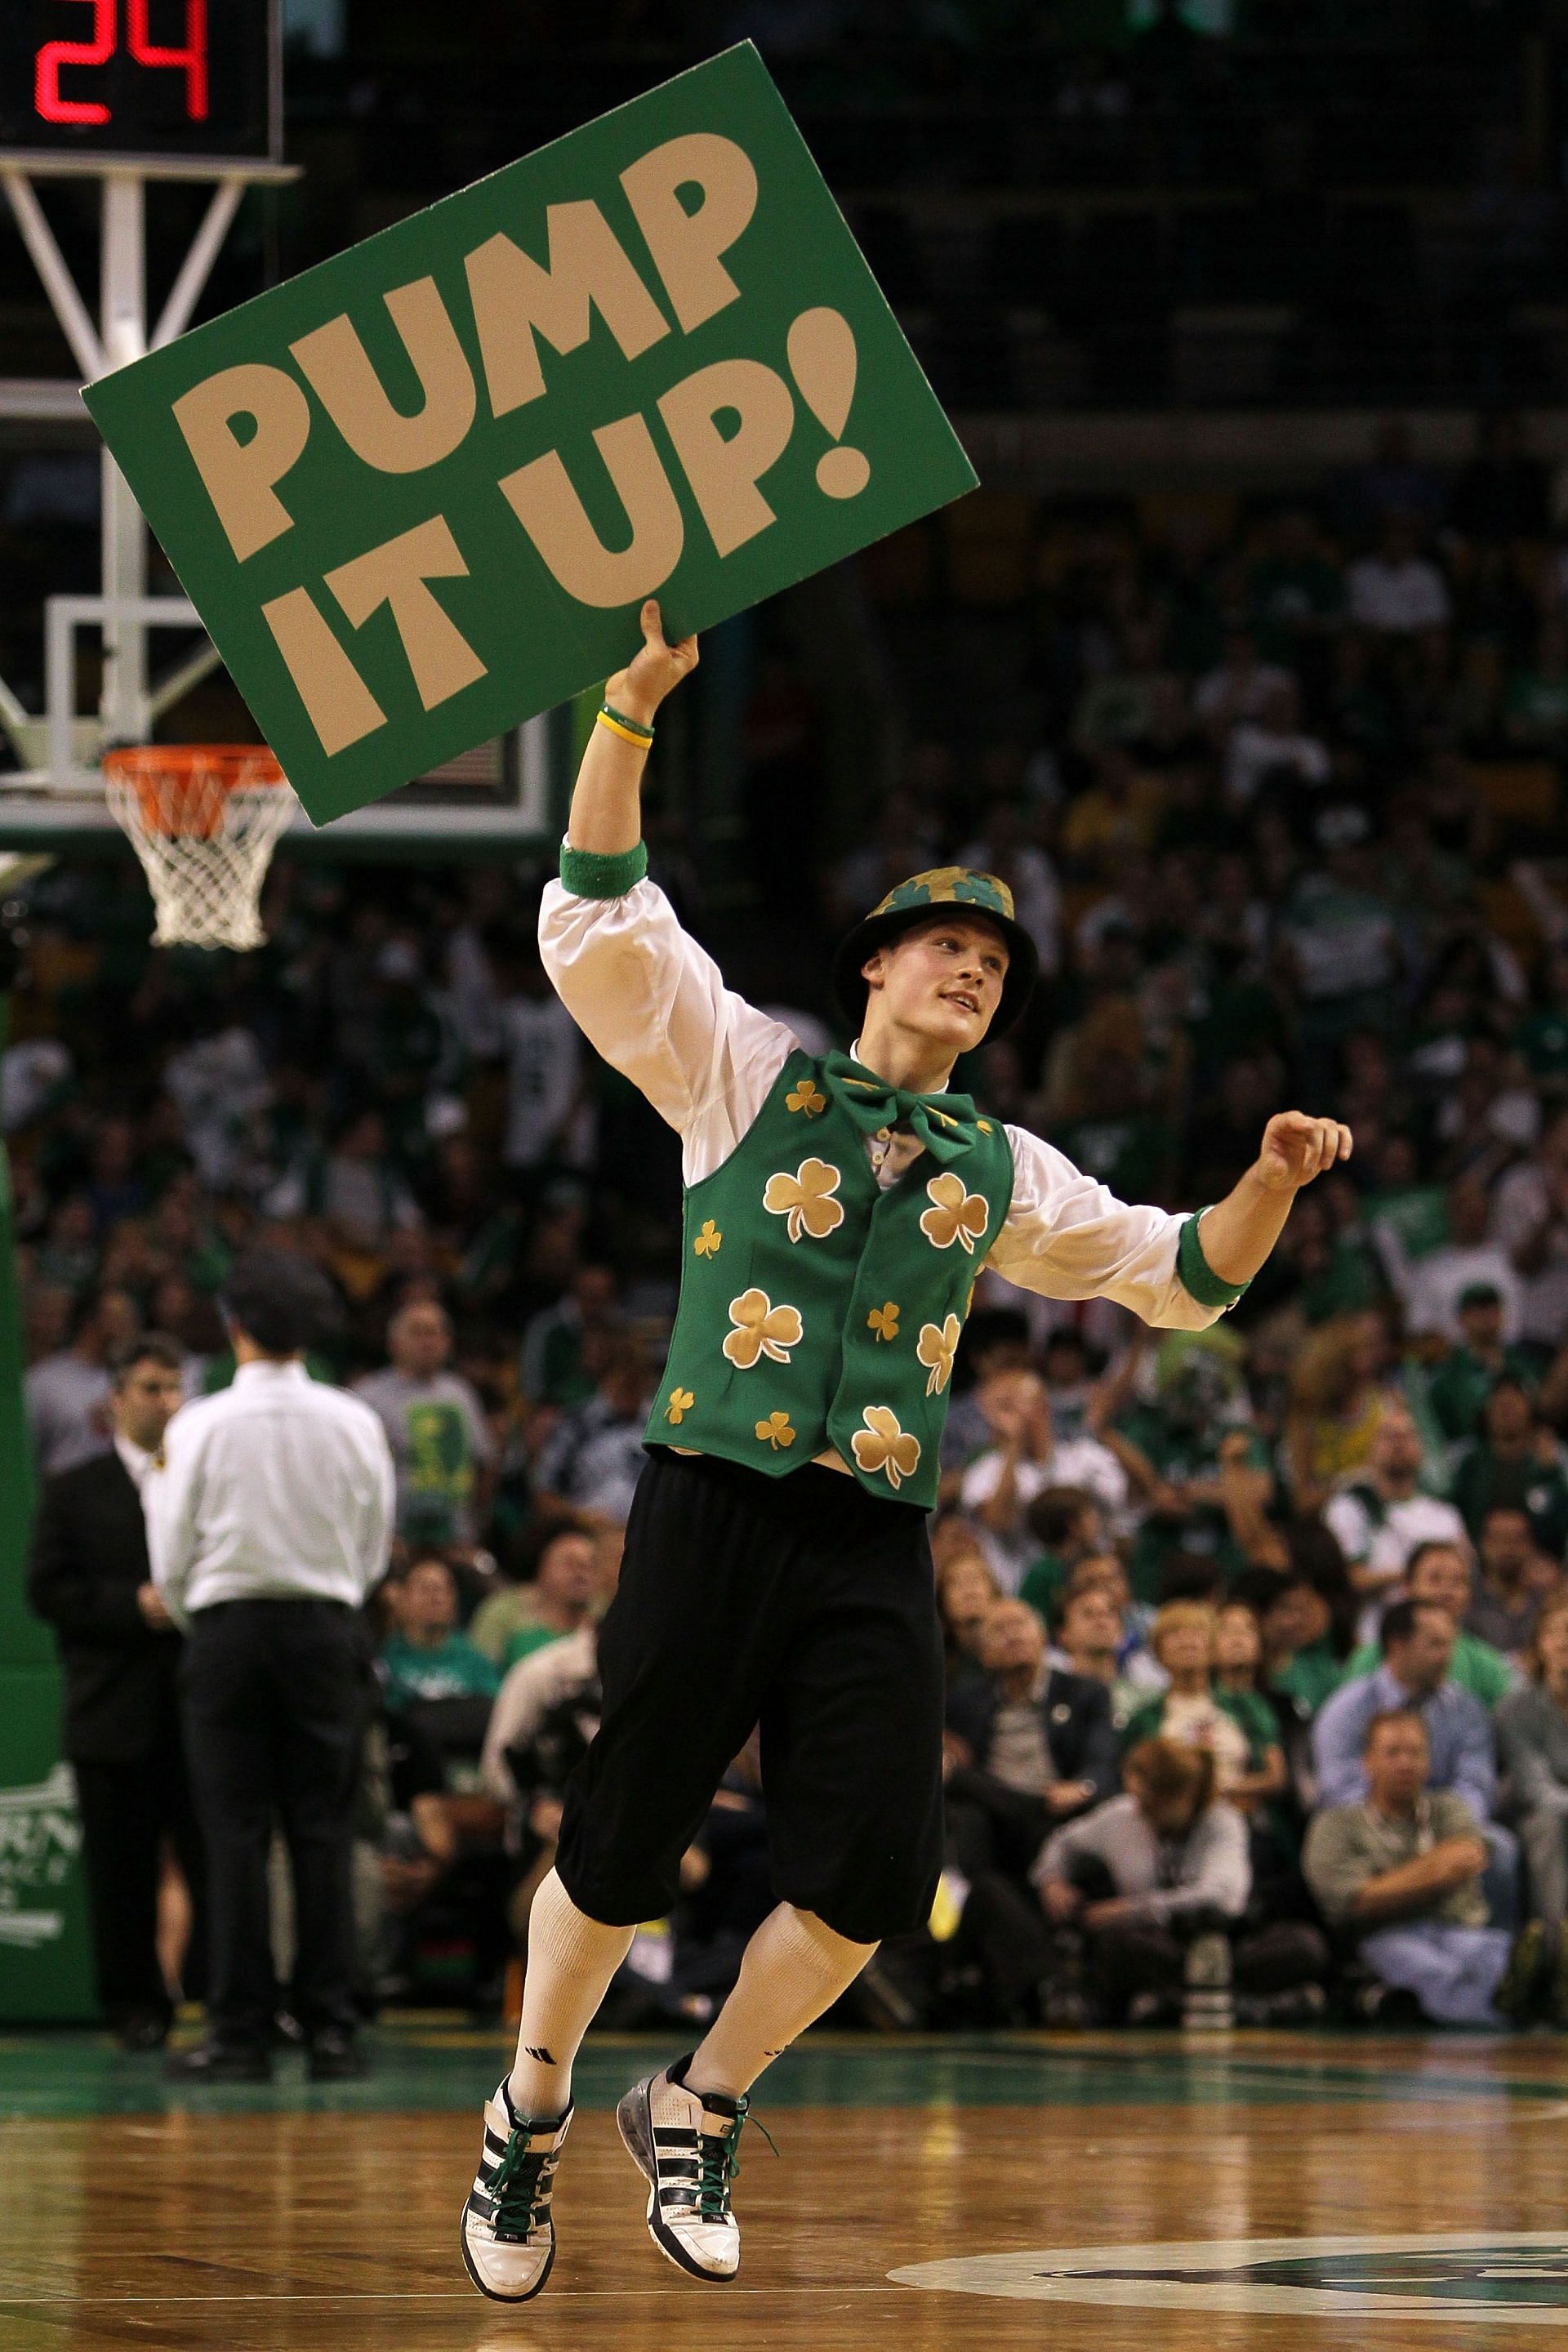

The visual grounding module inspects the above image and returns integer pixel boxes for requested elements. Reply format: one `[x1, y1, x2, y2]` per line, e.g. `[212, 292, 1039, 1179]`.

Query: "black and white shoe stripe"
[458, 2082, 572, 2304]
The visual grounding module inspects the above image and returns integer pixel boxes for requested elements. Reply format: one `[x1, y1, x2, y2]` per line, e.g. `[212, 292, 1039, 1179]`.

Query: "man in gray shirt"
[355, 1298, 495, 1548]
[1303, 1708, 1526, 2025]
[24, 1287, 138, 1474]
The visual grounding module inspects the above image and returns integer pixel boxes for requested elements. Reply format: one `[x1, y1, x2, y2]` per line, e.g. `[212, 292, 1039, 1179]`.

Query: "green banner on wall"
[84, 42, 977, 827]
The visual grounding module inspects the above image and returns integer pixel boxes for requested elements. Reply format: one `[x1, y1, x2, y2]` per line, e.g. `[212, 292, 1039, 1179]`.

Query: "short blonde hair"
[1150, 1600, 1218, 1666]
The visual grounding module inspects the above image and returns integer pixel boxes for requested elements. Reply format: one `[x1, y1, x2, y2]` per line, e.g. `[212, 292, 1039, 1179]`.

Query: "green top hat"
[832, 866, 1039, 1038]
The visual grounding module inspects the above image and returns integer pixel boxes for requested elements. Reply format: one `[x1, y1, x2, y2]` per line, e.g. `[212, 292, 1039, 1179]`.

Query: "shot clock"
[1, 0, 278, 163]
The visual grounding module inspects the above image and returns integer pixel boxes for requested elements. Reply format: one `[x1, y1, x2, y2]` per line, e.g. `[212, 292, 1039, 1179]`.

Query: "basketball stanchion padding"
[103, 746, 297, 951]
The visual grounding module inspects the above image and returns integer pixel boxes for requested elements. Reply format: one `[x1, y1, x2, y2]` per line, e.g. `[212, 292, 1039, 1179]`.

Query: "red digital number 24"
[35, 0, 209, 127]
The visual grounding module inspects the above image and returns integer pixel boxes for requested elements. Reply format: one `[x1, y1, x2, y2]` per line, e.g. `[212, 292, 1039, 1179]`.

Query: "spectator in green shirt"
[1017, 1486, 1108, 1621]
[1429, 1285, 1539, 1443]
[1114, 1328, 1271, 1602]
[1123, 1601, 1288, 1820]
[1339, 1539, 1516, 1712]
[1450, 1379, 1568, 1557]
[1254, 1570, 1345, 1717]
[467, 1517, 602, 1669]
[381, 1552, 502, 1710]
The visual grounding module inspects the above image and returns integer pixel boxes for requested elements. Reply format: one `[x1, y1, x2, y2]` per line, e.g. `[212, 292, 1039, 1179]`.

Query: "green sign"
[84, 42, 976, 826]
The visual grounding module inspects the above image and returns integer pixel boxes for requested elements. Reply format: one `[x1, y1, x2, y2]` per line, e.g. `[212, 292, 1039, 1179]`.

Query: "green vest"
[646, 1050, 1015, 1509]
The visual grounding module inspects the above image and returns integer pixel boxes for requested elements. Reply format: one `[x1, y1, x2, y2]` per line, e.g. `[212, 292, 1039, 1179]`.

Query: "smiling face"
[861, 912, 1010, 1059]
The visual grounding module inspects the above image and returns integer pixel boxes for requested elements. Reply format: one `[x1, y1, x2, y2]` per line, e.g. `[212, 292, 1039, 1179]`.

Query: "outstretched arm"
[1196, 1112, 1353, 1287]
[564, 597, 697, 853]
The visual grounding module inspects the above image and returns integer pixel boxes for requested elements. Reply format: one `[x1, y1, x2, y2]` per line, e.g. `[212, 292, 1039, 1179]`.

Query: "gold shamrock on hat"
[755, 1411, 795, 1450]
[920, 1171, 989, 1254]
[723, 1289, 804, 1370]
[850, 1405, 921, 1490]
[916, 1314, 961, 1396]
[763, 1158, 844, 1243]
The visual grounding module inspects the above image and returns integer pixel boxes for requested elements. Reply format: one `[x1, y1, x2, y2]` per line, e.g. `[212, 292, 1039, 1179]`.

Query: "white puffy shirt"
[146, 1360, 395, 1624]
[537, 875, 1224, 1330]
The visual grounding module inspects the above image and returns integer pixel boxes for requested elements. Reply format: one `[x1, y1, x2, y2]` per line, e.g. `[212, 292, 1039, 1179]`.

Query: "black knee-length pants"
[556, 1450, 945, 1945]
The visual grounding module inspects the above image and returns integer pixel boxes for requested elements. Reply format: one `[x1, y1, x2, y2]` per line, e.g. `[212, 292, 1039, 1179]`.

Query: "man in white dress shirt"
[147, 1249, 394, 2082]
[458, 599, 1354, 2306]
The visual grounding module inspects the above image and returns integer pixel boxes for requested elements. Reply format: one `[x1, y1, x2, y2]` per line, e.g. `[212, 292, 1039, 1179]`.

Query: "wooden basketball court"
[2, 2024, 1565, 2350]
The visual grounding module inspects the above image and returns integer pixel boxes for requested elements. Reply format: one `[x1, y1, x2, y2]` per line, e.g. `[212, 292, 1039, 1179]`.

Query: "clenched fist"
[1254, 1111, 1353, 1194]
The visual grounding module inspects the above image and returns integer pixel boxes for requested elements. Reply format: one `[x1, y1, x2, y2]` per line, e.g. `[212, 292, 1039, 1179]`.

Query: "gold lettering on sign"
[658, 359, 794, 559]
[261, 586, 386, 755]
[172, 363, 311, 561]
[292, 277, 476, 474]
[325, 516, 488, 711]
[464, 203, 669, 418]
[499, 414, 684, 607]
[621, 133, 757, 333]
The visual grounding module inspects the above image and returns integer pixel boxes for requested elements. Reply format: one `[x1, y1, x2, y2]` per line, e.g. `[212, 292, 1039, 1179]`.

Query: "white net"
[104, 747, 296, 951]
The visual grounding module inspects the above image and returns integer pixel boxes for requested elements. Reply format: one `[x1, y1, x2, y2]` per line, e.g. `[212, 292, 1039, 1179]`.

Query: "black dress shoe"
[164, 2038, 273, 2082]
[307, 2029, 369, 2082]
[115, 2012, 171, 2053]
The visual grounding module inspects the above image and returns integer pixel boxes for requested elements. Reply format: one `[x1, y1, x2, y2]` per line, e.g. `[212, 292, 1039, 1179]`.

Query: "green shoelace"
[695, 2101, 779, 2221]
[488, 2128, 559, 2239]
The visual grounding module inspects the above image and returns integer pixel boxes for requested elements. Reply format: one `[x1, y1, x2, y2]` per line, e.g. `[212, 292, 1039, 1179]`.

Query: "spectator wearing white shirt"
[1386, 1174, 1524, 1344]
[1223, 675, 1333, 811]
[1192, 628, 1292, 734]
[148, 1249, 394, 2086]
[1347, 516, 1452, 636]
[496, 929, 590, 1174]
[1323, 1405, 1468, 1635]
[960, 1367, 1129, 1590]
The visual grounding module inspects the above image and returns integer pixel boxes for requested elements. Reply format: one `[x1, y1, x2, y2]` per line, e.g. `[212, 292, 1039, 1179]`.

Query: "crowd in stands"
[17, 413, 1568, 2034]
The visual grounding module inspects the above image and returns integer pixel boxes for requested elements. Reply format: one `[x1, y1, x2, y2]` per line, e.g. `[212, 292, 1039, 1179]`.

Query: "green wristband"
[1177, 1209, 1251, 1311]
[559, 840, 648, 899]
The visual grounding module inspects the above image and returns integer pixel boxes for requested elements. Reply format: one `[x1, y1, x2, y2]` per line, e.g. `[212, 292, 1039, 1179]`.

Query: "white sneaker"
[616, 2058, 751, 2281]
[459, 2080, 572, 2301]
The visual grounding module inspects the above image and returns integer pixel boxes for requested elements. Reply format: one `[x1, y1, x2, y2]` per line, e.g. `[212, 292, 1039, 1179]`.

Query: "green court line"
[0, 2028, 1559, 2122]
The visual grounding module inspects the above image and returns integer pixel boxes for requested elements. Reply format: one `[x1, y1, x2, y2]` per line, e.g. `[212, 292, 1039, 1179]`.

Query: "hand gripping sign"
[84, 44, 978, 826]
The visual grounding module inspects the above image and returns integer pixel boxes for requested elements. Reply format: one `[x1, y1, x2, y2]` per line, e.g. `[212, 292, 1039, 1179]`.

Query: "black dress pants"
[557, 1451, 945, 1944]
[73, 1708, 204, 2026]
[182, 1598, 364, 2046]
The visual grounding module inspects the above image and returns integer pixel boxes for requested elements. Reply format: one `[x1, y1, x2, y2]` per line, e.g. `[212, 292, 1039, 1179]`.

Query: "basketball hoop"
[104, 746, 296, 951]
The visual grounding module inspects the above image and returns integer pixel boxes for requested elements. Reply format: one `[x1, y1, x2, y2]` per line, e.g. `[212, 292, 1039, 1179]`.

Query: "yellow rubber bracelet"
[596, 708, 654, 750]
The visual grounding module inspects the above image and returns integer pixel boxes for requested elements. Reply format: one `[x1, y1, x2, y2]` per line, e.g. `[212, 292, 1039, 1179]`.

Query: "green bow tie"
[822, 1052, 982, 1165]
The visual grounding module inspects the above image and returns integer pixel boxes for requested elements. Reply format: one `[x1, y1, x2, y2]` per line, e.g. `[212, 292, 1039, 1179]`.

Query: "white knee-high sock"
[508, 1869, 635, 2117]
[685, 1904, 876, 2100]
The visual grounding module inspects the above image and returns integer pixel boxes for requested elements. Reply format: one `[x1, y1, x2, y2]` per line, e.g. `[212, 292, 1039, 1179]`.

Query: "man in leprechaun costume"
[460, 603, 1352, 2303]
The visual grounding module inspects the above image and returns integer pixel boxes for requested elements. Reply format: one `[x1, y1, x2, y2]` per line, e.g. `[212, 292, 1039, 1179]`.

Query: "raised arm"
[539, 600, 794, 1176]
[564, 598, 697, 853]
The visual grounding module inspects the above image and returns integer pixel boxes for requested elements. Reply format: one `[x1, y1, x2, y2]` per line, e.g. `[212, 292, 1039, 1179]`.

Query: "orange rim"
[103, 745, 286, 840]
